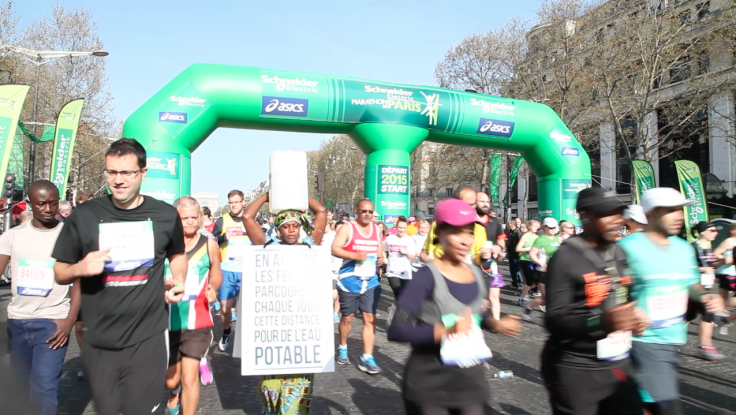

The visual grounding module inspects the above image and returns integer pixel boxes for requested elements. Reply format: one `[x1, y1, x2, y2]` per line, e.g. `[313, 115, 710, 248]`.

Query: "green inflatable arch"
[122, 64, 591, 224]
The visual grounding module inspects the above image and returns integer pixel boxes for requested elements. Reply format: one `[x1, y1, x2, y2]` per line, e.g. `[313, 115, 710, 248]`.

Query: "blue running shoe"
[358, 356, 382, 375]
[337, 347, 350, 365]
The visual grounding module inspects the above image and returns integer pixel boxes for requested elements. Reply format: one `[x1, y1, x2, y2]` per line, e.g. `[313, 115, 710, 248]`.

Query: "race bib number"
[99, 221, 155, 275]
[388, 244, 409, 272]
[440, 325, 493, 368]
[596, 330, 632, 361]
[16, 258, 55, 297]
[700, 273, 715, 289]
[648, 290, 688, 328]
[354, 253, 377, 279]
[226, 235, 249, 262]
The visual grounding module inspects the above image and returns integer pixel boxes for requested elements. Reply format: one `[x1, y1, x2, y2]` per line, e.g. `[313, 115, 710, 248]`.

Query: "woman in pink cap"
[388, 199, 521, 415]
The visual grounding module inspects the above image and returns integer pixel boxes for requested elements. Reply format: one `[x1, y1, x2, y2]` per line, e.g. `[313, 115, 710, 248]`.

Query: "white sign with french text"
[234, 245, 335, 375]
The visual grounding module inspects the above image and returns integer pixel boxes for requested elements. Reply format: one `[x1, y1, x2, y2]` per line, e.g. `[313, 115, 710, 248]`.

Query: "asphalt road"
[0, 267, 735, 415]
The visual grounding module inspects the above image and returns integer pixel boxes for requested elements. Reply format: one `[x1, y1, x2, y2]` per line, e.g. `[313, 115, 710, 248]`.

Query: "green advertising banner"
[142, 151, 182, 204]
[632, 160, 656, 204]
[490, 154, 502, 208]
[506, 156, 524, 206]
[49, 99, 84, 196]
[675, 160, 708, 242]
[0, 85, 30, 190]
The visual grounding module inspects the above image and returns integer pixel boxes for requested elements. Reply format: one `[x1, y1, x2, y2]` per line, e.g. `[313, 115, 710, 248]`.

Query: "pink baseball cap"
[434, 199, 481, 227]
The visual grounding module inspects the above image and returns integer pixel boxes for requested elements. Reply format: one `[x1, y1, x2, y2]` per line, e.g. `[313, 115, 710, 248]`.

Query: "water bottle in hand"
[493, 371, 513, 379]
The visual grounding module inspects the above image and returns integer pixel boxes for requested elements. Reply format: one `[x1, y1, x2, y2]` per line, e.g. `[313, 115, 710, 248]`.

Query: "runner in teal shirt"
[618, 188, 724, 414]
[618, 231, 698, 345]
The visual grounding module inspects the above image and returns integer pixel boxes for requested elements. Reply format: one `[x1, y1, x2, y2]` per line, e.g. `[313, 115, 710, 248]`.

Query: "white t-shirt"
[0, 222, 69, 320]
[384, 234, 416, 277]
[321, 231, 342, 274]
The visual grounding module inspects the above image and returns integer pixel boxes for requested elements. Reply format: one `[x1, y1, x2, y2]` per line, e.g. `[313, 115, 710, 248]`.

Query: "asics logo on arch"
[261, 96, 309, 117]
[159, 112, 187, 123]
[477, 118, 514, 137]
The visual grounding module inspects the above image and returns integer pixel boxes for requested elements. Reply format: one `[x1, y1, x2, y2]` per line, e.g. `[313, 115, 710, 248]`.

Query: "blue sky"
[18, 0, 542, 203]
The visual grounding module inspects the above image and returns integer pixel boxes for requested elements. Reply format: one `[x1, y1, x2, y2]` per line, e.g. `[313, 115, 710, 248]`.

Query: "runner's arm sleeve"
[0, 230, 12, 256]
[51, 214, 84, 264]
[387, 268, 437, 344]
[213, 218, 226, 245]
[166, 214, 186, 257]
[545, 248, 604, 340]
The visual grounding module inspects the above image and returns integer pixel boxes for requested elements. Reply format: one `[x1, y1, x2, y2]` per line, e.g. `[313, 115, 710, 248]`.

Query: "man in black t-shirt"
[542, 188, 648, 415]
[476, 192, 505, 245]
[53, 138, 188, 415]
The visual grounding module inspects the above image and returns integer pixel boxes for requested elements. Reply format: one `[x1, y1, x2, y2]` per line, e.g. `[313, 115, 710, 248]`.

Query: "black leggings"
[686, 297, 713, 323]
[404, 399, 484, 415]
[388, 276, 410, 299]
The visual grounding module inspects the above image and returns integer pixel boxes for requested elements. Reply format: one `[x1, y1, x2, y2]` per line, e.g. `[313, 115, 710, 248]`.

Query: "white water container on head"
[269, 150, 309, 214]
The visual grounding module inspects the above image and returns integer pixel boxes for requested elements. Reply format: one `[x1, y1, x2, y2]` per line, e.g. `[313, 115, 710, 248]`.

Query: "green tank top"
[519, 232, 539, 261]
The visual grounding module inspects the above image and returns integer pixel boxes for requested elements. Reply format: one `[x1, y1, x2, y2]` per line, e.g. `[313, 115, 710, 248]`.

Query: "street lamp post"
[0, 45, 108, 186]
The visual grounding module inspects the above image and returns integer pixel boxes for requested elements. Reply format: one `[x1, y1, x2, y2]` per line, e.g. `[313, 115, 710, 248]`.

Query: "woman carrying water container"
[243, 191, 327, 415]
[387, 199, 521, 415]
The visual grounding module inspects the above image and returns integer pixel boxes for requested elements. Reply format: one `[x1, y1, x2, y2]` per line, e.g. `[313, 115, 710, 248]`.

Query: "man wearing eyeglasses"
[52, 138, 188, 415]
[211, 189, 250, 352]
[332, 199, 385, 375]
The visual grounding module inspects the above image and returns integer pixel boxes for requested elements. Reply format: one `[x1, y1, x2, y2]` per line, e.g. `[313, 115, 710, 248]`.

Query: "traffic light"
[3, 173, 15, 200]
[316, 173, 325, 193]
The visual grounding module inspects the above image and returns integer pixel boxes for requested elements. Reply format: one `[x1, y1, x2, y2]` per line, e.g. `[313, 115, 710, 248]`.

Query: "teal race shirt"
[618, 232, 699, 345]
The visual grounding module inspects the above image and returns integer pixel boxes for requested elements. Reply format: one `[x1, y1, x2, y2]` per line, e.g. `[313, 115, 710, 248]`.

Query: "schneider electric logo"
[261, 75, 319, 93]
[469, 98, 515, 116]
[561, 147, 579, 156]
[550, 130, 572, 142]
[477, 118, 514, 137]
[261, 96, 309, 116]
[159, 112, 187, 123]
[169, 96, 206, 107]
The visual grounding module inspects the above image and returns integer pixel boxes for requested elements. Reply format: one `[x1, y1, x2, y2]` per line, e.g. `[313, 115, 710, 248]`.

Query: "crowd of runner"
[1, 138, 734, 415]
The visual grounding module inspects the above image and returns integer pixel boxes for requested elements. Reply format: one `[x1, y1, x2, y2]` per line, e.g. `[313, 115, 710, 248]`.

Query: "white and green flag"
[0, 85, 30, 186]
[49, 99, 84, 196]
[674, 160, 708, 242]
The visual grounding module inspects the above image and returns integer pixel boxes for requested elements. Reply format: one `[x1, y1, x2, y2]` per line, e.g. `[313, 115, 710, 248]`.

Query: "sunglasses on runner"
[359, 209, 374, 214]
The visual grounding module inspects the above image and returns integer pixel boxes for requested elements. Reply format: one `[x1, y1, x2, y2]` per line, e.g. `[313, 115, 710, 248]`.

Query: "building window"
[528, 171, 538, 202]
[542, 74, 551, 83]
[670, 56, 691, 83]
[697, 2, 710, 19]
[679, 10, 691, 26]
[446, 187, 453, 198]
[698, 51, 710, 74]
[428, 207, 434, 215]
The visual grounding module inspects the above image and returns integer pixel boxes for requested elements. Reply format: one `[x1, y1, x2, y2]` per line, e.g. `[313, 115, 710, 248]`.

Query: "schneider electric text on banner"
[237, 245, 335, 376]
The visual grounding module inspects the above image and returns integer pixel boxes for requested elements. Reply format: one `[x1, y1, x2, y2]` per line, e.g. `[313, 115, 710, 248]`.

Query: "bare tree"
[16, 4, 115, 194]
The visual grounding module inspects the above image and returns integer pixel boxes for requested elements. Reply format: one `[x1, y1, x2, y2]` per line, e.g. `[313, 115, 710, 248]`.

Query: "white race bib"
[354, 253, 377, 279]
[440, 325, 493, 368]
[596, 330, 632, 361]
[700, 273, 715, 289]
[226, 235, 249, 262]
[99, 221, 155, 275]
[648, 290, 688, 328]
[16, 258, 55, 297]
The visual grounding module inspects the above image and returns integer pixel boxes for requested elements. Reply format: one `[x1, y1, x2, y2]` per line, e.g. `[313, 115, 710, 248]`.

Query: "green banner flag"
[632, 160, 656, 205]
[49, 99, 84, 197]
[504, 156, 525, 206]
[0, 85, 31, 188]
[490, 154, 502, 208]
[17, 121, 55, 143]
[10, 128, 24, 189]
[674, 160, 708, 242]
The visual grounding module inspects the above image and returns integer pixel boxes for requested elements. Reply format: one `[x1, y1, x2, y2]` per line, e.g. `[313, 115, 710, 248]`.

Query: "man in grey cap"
[619, 188, 724, 415]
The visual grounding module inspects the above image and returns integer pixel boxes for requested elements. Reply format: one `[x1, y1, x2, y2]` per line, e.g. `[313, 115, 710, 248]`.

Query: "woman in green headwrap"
[243, 192, 327, 415]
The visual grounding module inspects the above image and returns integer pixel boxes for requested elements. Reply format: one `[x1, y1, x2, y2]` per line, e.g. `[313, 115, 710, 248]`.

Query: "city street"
[1, 267, 735, 415]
